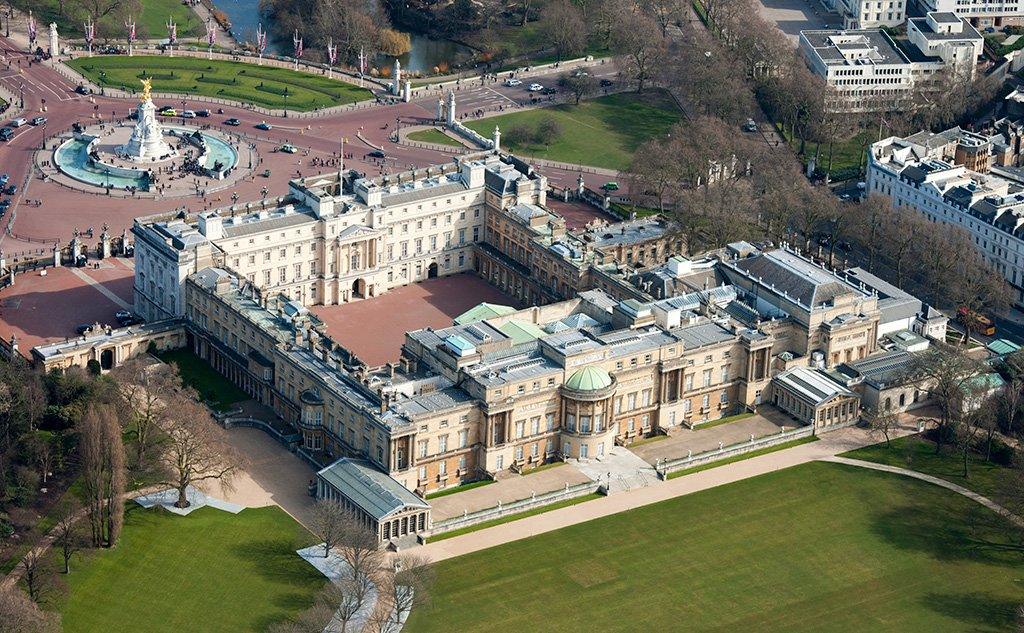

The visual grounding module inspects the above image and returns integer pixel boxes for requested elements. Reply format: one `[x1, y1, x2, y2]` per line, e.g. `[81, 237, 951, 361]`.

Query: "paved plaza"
[429, 462, 593, 521]
[630, 407, 798, 465]
[754, 0, 836, 44]
[310, 273, 520, 366]
[0, 257, 135, 349]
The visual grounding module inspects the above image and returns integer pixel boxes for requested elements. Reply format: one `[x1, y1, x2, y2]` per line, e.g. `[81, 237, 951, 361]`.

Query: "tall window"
[458, 429, 468, 448]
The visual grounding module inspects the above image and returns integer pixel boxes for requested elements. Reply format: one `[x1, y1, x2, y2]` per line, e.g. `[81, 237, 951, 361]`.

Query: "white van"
[9, 118, 27, 128]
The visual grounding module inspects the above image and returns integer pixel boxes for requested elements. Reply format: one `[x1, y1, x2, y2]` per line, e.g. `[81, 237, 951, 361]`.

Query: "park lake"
[211, 0, 474, 72]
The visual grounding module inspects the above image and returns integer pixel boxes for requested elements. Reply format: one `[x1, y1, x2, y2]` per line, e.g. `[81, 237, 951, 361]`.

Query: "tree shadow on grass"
[230, 538, 322, 586]
[870, 494, 1023, 568]
[920, 592, 1021, 632]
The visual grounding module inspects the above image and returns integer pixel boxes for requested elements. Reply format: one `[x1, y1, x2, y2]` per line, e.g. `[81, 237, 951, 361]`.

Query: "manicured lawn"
[780, 126, 873, 181]
[66, 56, 372, 111]
[464, 90, 683, 171]
[426, 479, 495, 499]
[665, 436, 819, 480]
[157, 348, 248, 412]
[407, 128, 464, 147]
[407, 462, 1024, 632]
[13, 0, 201, 37]
[428, 493, 603, 543]
[59, 505, 324, 633]
[842, 435, 1009, 499]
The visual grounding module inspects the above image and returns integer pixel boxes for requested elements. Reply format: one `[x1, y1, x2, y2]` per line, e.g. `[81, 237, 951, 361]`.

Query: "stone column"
[436, 98, 444, 122]
[49, 23, 59, 57]
[392, 60, 402, 96]
[52, 243, 61, 267]
[492, 126, 501, 152]
[100, 230, 111, 259]
[403, 80, 411, 103]
[446, 91, 456, 126]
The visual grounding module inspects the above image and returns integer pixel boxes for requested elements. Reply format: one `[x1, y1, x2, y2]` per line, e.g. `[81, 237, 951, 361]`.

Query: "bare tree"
[641, 0, 684, 35]
[267, 580, 367, 633]
[610, 10, 665, 92]
[80, 404, 125, 548]
[557, 73, 599, 105]
[53, 502, 83, 574]
[0, 589, 60, 633]
[112, 357, 183, 468]
[310, 498, 347, 558]
[998, 377, 1023, 439]
[158, 399, 239, 509]
[864, 407, 900, 448]
[539, 0, 588, 62]
[910, 344, 986, 453]
[18, 540, 62, 606]
[336, 513, 384, 606]
[382, 554, 435, 631]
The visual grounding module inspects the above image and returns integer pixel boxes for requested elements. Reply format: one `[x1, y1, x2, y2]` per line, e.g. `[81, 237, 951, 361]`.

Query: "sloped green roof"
[565, 366, 614, 391]
[453, 302, 516, 325]
[498, 320, 547, 345]
[987, 339, 1020, 356]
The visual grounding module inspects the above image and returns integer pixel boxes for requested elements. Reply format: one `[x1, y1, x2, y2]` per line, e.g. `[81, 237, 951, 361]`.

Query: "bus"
[957, 306, 996, 336]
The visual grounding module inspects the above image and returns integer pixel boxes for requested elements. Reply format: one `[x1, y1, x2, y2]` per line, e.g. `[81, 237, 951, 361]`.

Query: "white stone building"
[133, 153, 546, 322]
[799, 13, 982, 112]
[915, 0, 1023, 28]
[837, 0, 907, 29]
[868, 130, 1024, 306]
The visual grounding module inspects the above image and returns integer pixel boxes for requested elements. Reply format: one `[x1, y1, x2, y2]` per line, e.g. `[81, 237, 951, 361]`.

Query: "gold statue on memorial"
[140, 77, 152, 102]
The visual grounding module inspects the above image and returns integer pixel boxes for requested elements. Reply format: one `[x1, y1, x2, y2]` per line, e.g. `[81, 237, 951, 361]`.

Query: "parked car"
[0, 174, 8, 185]
[255, 121, 272, 130]
[0, 128, 13, 141]
[541, 87, 557, 95]
[196, 109, 211, 117]
[601, 181, 619, 191]
[600, 79, 613, 87]
[573, 69, 589, 77]
[504, 78, 522, 87]
[30, 116, 46, 126]
[527, 83, 544, 92]
[180, 110, 197, 119]
[280, 143, 298, 154]
[224, 117, 241, 126]
[75, 324, 92, 336]
[743, 118, 758, 133]
[9, 118, 27, 128]
[75, 84, 91, 95]
[0, 199, 10, 210]
[4, 184, 17, 195]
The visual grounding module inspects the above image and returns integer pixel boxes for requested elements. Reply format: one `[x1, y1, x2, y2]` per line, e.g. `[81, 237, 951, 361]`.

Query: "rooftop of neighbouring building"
[800, 29, 909, 66]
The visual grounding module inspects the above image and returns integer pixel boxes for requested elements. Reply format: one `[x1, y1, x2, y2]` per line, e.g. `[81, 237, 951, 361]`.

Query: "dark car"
[600, 79, 613, 87]
[0, 200, 10, 210]
[75, 324, 92, 336]
[255, 121, 273, 130]
[368, 149, 386, 158]
[30, 116, 46, 126]
[541, 87, 557, 95]
[4, 185, 16, 195]
[0, 127, 13, 141]
[0, 174, 8, 186]
[224, 118, 241, 126]
[196, 109, 211, 117]
[75, 84, 90, 95]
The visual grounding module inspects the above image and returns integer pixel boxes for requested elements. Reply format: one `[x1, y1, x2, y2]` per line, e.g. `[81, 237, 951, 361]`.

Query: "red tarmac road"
[0, 38, 618, 256]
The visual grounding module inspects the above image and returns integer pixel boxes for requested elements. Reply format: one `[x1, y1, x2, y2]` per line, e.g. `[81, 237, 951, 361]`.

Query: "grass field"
[59, 505, 324, 633]
[66, 56, 372, 111]
[407, 128, 464, 147]
[842, 435, 1010, 498]
[464, 90, 683, 171]
[157, 349, 248, 412]
[406, 462, 1024, 632]
[13, 0, 201, 38]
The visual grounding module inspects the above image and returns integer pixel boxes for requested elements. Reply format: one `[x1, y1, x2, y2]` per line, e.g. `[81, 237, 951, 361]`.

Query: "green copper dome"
[565, 366, 613, 391]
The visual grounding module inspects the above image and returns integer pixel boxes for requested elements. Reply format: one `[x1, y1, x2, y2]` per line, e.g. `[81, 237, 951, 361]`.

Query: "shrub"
[505, 123, 534, 146]
[536, 117, 562, 145]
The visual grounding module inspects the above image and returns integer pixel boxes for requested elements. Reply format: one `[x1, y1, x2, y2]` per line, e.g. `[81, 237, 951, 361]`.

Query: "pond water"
[210, 0, 473, 73]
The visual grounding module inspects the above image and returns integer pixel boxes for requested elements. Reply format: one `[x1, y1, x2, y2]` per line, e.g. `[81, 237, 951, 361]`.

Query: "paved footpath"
[418, 426, 903, 562]
[822, 456, 1024, 528]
